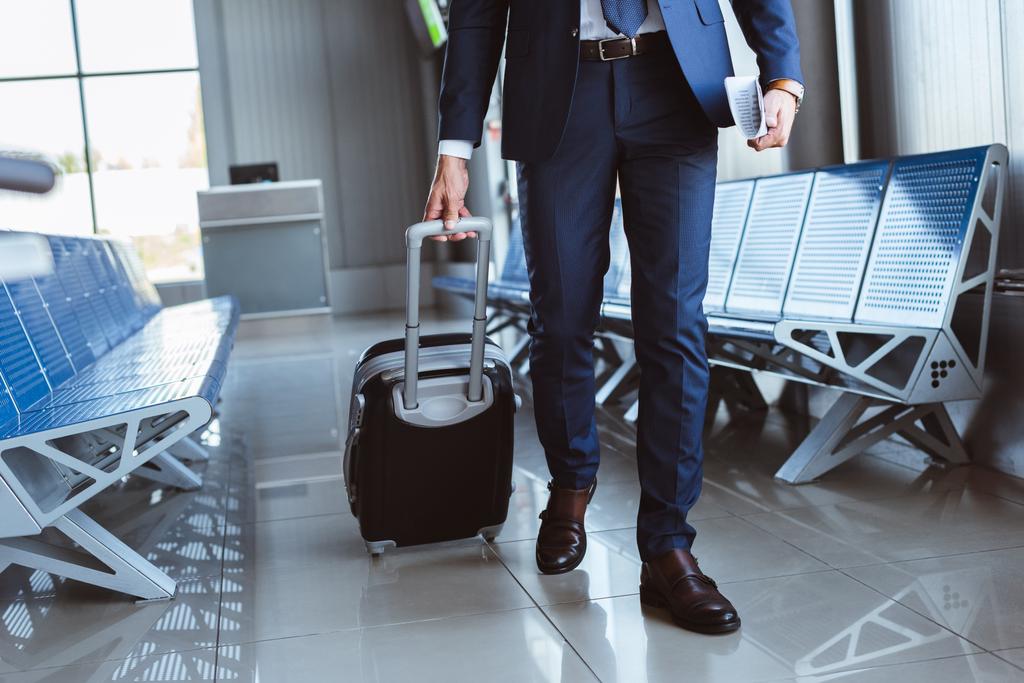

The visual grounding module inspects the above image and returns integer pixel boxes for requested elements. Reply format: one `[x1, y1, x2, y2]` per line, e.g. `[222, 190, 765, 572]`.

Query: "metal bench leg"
[596, 354, 637, 406]
[775, 393, 873, 484]
[707, 367, 769, 421]
[897, 403, 969, 466]
[486, 313, 517, 336]
[507, 331, 531, 367]
[167, 436, 210, 463]
[0, 509, 176, 601]
[775, 395, 970, 484]
[728, 372, 768, 411]
[624, 398, 640, 424]
[133, 453, 203, 491]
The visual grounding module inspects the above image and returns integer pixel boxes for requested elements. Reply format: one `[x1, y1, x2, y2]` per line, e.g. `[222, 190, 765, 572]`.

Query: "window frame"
[0, 0, 203, 239]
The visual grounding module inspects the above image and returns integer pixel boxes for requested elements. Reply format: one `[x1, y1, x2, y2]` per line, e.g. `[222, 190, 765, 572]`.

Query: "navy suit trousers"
[518, 48, 717, 561]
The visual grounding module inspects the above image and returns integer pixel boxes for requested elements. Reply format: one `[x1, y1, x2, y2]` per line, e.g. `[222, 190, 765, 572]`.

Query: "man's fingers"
[750, 132, 773, 151]
[750, 119, 794, 151]
[429, 204, 474, 242]
[748, 91, 795, 152]
[764, 100, 780, 129]
[456, 206, 477, 239]
[443, 209, 460, 230]
[423, 191, 444, 222]
[438, 206, 464, 241]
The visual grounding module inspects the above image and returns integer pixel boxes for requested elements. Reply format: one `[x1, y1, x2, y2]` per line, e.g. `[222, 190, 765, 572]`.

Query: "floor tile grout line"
[989, 649, 1024, 672]
[729, 511, 854, 569]
[963, 483, 1024, 510]
[730, 481, 977, 517]
[211, 444, 238, 683]
[219, 508, 351, 529]
[1, 645, 222, 678]
[834, 540, 1024, 571]
[733, 493, 1024, 572]
[490, 523, 637, 546]
[212, 603, 545, 651]
[787, 651, 1019, 681]
[484, 542, 606, 683]
[735, 504, 1024, 573]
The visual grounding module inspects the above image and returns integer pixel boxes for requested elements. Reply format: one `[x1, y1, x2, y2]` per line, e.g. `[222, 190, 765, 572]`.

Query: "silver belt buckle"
[599, 36, 637, 61]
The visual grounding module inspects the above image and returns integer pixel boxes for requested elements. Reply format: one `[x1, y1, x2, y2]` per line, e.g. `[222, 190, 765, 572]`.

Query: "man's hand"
[748, 89, 797, 152]
[423, 155, 475, 242]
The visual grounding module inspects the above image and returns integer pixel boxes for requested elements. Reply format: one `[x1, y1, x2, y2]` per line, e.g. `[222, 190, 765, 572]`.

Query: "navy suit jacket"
[439, 0, 804, 162]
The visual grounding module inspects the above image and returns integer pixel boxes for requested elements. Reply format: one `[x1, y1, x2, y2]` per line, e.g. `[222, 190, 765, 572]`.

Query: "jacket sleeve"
[437, 0, 510, 147]
[730, 0, 804, 87]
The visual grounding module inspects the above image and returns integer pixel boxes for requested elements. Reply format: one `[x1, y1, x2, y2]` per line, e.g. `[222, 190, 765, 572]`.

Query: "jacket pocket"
[693, 0, 725, 25]
[505, 29, 530, 58]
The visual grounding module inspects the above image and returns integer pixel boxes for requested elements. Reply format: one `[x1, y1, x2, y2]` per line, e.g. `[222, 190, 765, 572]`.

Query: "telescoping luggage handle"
[404, 217, 493, 410]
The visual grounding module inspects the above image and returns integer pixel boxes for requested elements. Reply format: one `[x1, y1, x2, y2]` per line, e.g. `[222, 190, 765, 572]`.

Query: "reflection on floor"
[2, 312, 1024, 682]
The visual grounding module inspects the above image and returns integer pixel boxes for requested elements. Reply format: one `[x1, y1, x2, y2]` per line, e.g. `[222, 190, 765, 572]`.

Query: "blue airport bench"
[433, 201, 629, 371]
[432, 213, 532, 365]
[432, 212, 531, 310]
[601, 144, 1009, 483]
[433, 201, 629, 310]
[0, 233, 239, 600]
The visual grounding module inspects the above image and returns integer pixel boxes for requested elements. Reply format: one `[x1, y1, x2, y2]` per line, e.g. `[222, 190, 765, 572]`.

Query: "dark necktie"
[601, 0, 649, 38]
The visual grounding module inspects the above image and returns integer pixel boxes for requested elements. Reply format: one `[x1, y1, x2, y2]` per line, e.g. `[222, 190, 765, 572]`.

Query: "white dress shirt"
[439, 0, 667, 160]
[580, 0, 666, 40]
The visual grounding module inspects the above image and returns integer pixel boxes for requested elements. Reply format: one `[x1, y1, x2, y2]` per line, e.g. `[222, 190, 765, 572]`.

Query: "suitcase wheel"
[365, 539, 396, 557]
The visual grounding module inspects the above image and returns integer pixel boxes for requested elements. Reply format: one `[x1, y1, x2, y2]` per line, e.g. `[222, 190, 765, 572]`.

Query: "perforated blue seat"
[0, 232, 238, 531]
[0, 376, 220, 441]
[0, 235, 237, 428]
[436, 200, 630, 316]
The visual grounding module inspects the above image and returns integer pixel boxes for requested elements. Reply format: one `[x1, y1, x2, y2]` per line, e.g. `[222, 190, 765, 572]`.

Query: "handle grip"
[405, 217, 493, 248]
[403, 217, 493, 410]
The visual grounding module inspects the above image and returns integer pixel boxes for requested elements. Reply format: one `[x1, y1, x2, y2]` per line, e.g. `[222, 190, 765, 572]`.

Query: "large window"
[0, 0, 207, 283]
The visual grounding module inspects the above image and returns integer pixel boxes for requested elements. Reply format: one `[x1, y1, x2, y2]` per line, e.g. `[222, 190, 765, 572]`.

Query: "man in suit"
[424, 0, 803, 634]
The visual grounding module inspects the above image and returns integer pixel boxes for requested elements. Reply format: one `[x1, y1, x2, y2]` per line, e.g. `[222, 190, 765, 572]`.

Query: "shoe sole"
[536, 538, 587, 575]
[639, 585, 741, 634]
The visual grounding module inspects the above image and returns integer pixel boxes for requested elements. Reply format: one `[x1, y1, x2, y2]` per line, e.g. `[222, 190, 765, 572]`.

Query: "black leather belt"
[580, 31, 670, 61]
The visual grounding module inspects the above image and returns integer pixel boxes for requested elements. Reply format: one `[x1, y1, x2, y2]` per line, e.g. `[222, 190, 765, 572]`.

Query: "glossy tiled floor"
[3, 312, 1024, 682]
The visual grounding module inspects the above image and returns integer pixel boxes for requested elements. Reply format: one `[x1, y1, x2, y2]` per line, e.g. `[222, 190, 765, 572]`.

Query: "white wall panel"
[194, 0, 433, 272]
[1000, 0, 1024, 270]
[855, 0, 1020, 267]
[216, 0, 342, 266]
[322, 0, 433, 269]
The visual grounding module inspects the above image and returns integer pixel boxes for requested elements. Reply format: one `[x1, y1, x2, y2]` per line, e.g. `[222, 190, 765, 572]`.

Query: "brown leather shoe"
[640, 549, 741, 634]
[535, 479, 597, 575]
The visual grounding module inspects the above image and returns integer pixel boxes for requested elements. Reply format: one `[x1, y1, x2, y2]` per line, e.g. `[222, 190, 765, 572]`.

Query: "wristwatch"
[766, 79, 805, 113]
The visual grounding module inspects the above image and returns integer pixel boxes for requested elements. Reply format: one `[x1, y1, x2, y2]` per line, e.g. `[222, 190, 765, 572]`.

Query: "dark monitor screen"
[229, 162, 279, 185]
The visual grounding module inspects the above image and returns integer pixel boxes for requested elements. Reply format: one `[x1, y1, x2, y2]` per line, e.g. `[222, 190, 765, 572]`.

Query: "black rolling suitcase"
[344, 218, 519, 555]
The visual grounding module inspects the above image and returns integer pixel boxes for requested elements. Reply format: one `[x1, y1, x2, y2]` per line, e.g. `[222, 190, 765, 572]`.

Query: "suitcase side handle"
[403, 217, 493, 410]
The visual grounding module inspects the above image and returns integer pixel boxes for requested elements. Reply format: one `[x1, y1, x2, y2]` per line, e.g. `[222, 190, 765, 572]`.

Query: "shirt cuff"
[438, 139, 474, 160]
